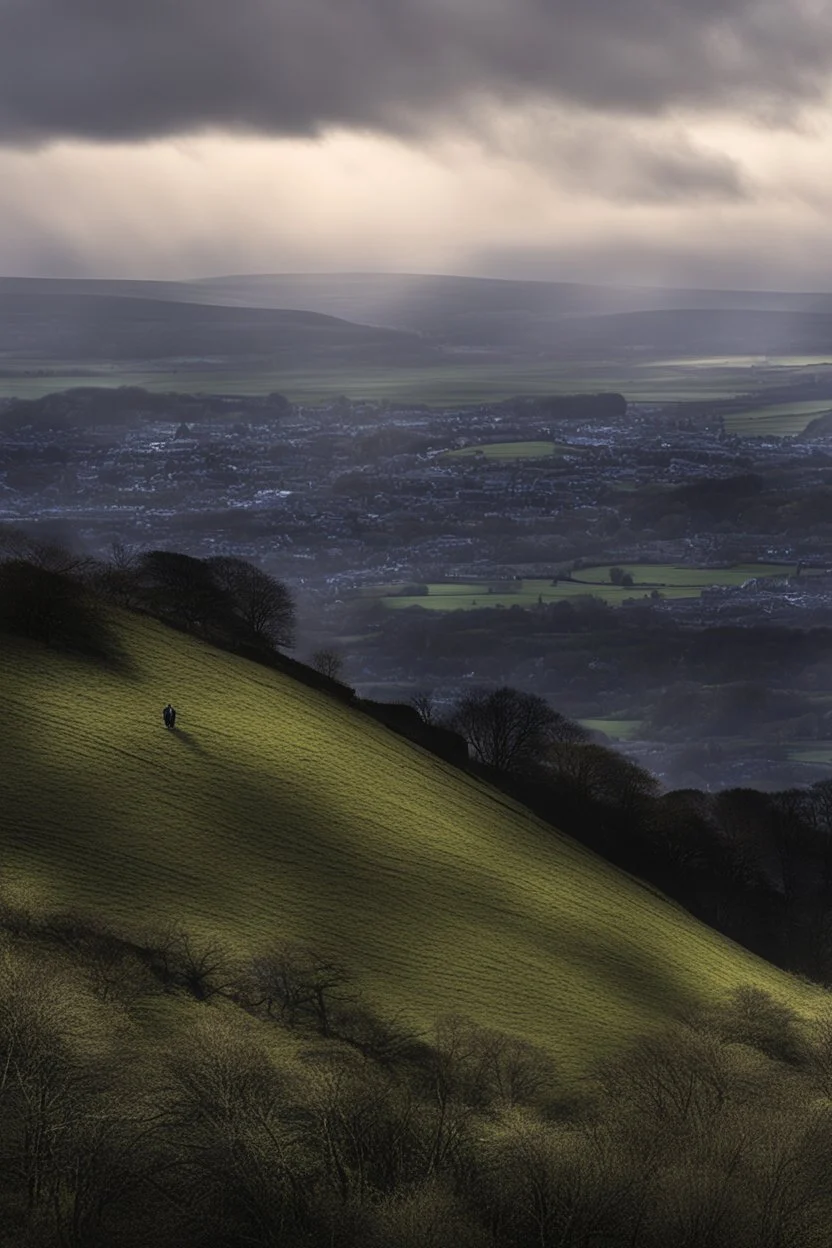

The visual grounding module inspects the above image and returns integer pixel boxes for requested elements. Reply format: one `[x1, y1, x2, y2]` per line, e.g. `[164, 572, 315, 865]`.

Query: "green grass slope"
[0, 614, 824, 1077]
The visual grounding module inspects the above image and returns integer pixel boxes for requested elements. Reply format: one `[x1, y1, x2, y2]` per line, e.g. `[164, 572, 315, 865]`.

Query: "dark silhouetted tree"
[135, 550, 235, 639]
[0, 523, 93, 578]
[0, 560, 114, 655]
[206, 556, 296, 649]
[410, 690, 437, 726]
[447, 686, 587, 774]
[247, 945, 351, 1036]
[546, 742, 659, 811]
[310, 648, 345, 681]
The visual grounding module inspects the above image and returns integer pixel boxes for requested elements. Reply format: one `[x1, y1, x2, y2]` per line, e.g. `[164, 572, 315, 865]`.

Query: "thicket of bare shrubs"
[0, 904, 830, 1247]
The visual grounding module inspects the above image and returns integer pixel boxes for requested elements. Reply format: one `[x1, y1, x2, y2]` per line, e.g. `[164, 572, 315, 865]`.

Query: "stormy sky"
[3, 0, 832, 287]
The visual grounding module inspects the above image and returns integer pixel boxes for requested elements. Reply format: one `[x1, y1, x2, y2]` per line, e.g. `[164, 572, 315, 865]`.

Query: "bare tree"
[410, 690, 437, 727]
[0, 523, 93, 577]
[446, 686, 587, 774]
[206, 555, 296, 648]
[91, 539, 144, 608]
[475, 1110, 641, 1248]
[592, 1025, 731, 1132]
[140, 926, 232, 1001]
[247, 944, 351, 1036]
[303, 1048, 422, 1208]
[546, 742, 659, 810]
[426, 1015, 556, 1112]
[161, 1015, 317, 1242]
[310, 648, 345, 681]
[0, 949, 115, 1220]
[703, 985, 808, 1066]
[368, 1175, 488, 1248]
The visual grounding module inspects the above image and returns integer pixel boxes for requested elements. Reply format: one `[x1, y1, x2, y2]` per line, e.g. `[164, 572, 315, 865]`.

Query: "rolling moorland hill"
[192, 271, 832, 352]
[0, 291, 440, 365]
[553, 307, 832, 358]
[0, 610, 826, 1080]
[4, 272, 832, 360]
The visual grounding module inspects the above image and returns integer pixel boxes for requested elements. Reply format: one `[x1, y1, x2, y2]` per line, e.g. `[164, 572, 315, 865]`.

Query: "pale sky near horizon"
[3, 0, 832, 290]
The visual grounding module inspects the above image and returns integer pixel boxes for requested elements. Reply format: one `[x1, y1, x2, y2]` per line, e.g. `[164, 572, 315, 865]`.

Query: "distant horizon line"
[1, 269, 831, 298]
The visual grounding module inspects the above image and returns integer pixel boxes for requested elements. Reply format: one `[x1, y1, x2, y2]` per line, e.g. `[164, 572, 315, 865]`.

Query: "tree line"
[0, 527, 296, 660]
[402, 683, 832, 996]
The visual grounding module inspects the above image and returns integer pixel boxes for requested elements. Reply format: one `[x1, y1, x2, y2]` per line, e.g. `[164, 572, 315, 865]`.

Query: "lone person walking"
[163, 703, 176, 730]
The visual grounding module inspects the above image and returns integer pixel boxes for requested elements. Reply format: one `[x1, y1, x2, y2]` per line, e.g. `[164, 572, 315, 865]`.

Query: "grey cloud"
[508, 124, 752, 202]
[610, 141, 750, 203]
[2, 0, 832, 145]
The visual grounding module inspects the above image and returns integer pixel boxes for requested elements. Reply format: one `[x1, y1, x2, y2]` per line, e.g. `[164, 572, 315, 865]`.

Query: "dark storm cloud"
[2, 0, 832, 145]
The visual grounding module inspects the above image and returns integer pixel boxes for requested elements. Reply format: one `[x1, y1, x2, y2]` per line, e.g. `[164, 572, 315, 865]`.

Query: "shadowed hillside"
[4, 272, 832, 359]
[0, 291, 440, 364]
[0, 611, 823, 1079]
[192, 272, 832, 353]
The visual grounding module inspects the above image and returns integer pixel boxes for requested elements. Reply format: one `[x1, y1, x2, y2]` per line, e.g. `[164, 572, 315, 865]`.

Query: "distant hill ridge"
[3, 271, 832, 357]
[0, 609, 824, 1078]
[0, 289, 440, 364]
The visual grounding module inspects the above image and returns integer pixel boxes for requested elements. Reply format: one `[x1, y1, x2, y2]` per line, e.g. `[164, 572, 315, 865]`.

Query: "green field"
[571, 562, 793, 587]
[444, 440, 583, 460]
[725, 400, 832, 437]
[581, 719, 645, 741]
[0, 613, 823, 1078]
[379, 564, 795, 612]
[0, 356, 773, 405]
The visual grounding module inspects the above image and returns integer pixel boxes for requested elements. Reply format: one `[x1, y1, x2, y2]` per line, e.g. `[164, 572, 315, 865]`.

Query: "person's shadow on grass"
[173, 729, 204, 754]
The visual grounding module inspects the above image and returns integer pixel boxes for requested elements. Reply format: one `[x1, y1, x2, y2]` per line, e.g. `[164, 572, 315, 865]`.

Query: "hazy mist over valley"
[6, 2, 832, 1245]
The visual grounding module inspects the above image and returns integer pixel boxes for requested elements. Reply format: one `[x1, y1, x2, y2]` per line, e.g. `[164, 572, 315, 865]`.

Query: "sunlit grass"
[0, 613, 824, 1078]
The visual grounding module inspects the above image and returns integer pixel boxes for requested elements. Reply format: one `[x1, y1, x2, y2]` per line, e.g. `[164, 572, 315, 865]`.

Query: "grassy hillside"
[0, 613, 824, 1078]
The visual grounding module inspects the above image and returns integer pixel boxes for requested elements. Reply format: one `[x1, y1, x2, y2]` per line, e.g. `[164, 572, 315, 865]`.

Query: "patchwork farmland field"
[378, 564, 796, 612]
[0, 612, 823, 1078]
[443, 441, 585, 460]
